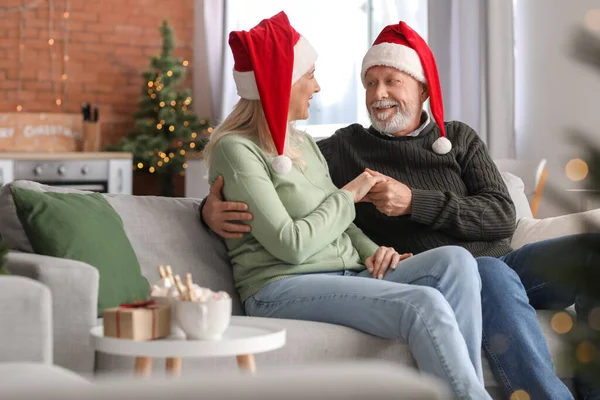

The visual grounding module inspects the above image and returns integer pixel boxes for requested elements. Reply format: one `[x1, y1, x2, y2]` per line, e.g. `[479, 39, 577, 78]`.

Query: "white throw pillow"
[511, 209, 600, 249]
[501, 171, 534, 221]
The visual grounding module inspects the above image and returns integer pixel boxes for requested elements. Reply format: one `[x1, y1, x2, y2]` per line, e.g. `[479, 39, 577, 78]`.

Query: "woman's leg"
[358, 245, 484, 383]
[245, 272, 491, 400]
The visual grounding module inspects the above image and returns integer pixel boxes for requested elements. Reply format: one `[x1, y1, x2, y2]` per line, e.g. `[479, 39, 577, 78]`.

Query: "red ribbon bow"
[119, 299, 157, 309]
[114, 298, 159, 339]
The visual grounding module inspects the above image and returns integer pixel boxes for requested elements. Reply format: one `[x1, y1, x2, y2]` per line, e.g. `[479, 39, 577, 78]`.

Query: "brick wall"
[0, 0, 195, 147]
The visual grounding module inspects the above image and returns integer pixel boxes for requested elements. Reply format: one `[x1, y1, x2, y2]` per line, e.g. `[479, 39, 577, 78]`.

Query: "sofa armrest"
[6, 252, 99, 375]
[0, 276, 52, 364]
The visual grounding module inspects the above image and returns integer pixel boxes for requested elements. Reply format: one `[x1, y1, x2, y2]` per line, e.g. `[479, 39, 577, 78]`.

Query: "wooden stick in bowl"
[186, 273, 196, 301]
[174, 275, 188, 300]
[165, 265, 175, 285]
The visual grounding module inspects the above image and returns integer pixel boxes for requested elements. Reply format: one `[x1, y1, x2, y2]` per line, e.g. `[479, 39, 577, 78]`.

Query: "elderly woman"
[203, 11, 490, 399]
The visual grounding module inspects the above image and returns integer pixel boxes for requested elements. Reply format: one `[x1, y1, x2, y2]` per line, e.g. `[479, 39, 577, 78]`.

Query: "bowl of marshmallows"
[151, 265, 232, 341]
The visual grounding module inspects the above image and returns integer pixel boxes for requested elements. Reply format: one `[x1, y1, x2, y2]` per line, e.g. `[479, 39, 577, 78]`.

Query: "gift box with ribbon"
[103, 299, 171, 341]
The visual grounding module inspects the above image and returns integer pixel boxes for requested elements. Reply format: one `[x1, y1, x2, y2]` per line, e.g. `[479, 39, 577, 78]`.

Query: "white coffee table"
[90, 316, 286, 377]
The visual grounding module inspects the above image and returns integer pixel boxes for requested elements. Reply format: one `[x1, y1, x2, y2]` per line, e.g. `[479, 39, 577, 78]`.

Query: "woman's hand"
[365, 247, 413, 279]
[342, 170, 387, 203]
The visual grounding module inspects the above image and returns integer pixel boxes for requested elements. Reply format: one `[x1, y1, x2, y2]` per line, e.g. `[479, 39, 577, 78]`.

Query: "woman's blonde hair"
[203, 99, 305, 169]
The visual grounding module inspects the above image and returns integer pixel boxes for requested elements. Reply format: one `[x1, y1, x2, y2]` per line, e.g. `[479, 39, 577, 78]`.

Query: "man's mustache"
[370, 100, 400, 108]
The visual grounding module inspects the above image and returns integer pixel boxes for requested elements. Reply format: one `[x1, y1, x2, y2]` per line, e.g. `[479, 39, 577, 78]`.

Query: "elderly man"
[201, 21, 599, 399]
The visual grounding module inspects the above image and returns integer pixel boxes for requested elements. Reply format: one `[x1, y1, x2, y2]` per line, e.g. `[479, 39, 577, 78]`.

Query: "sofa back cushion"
[103, 194, 243, 315]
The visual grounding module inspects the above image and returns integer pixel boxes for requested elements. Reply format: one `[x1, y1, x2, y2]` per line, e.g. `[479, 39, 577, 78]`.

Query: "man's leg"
[500, 233, 600, 400]
[245, 271, 491, 399]
[477, 256, 573, 399]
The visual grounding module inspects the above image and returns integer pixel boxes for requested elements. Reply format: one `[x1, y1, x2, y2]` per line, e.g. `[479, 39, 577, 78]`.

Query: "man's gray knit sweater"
[317, 120, 516, 258]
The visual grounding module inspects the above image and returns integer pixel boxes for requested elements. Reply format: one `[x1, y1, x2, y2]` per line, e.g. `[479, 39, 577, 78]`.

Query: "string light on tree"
[109, 20, 210, 196]
[60, 0, 71, 108]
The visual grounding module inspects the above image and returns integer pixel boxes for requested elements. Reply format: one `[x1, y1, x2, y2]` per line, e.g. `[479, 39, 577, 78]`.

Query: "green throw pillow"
[0, 242, 9, 275]
[11, 187, 149, 314]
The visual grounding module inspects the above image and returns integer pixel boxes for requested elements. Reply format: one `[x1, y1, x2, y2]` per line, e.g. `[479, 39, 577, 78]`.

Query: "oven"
[0, 156, 133, 195]
[14, 160, 109, 192]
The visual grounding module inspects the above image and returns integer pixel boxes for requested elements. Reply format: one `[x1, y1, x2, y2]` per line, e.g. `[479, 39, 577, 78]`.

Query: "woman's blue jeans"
[245, 246, 491, 400]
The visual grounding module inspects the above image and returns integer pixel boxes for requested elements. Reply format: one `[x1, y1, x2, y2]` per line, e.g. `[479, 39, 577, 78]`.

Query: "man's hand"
[202, 175, 253, 239]
[342, 170, 387, 203]
[364, 168, 413, 216]
[365, 246, 412, 279]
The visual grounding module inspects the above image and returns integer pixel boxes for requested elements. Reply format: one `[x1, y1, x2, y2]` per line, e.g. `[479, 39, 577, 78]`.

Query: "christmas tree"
[110, 20, 210, 196]
[543, 24, 600, 392]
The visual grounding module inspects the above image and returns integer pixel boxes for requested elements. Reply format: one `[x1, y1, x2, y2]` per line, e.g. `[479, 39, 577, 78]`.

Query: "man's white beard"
[369, 99, 419, 135]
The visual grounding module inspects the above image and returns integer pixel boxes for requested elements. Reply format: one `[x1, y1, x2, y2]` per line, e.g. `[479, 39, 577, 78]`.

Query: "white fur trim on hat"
[291, 35, 318, 84]
[361, 42, 425, 87]
[272, 155, 293, 174]
[234, 35, 318, 100]
[233, 70, 260, 100]
[432, 136, 452, 155]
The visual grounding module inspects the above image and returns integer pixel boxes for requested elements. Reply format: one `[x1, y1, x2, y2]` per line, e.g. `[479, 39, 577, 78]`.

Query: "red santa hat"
[228, 11, 318, 174]
[361, 21, 451, 155]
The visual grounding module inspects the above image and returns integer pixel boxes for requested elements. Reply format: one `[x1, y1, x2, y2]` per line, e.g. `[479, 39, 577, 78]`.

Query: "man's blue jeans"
[479, 232, 600, 400]
[245, 246, 491, 399]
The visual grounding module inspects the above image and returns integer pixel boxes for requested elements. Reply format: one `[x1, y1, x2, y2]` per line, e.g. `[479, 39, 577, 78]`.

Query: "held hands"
[365, 246, 413, 279]
[202, 175, 253, 239]
[363, 168, 413, 216]
[342, 170, 387, 203]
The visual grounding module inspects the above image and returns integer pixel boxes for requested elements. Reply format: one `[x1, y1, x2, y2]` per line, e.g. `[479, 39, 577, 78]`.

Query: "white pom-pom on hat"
[432, 136, 452, 155]
[272, 155, 293, 174]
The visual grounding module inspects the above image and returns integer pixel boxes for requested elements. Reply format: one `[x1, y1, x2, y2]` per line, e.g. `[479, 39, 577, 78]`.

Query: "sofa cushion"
[10, 187, 149, 314]
[511, 208, 600, 250]
[104, 194, 244, 315]
[0, 363, 89, 390]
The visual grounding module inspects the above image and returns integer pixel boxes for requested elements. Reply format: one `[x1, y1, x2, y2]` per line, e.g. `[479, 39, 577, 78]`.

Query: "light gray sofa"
[0, 174, 584, 397]
[0, 268, 449, 400]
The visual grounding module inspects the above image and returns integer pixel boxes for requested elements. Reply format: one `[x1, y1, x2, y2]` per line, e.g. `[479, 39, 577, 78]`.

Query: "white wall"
[515, 0, 600, 217]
